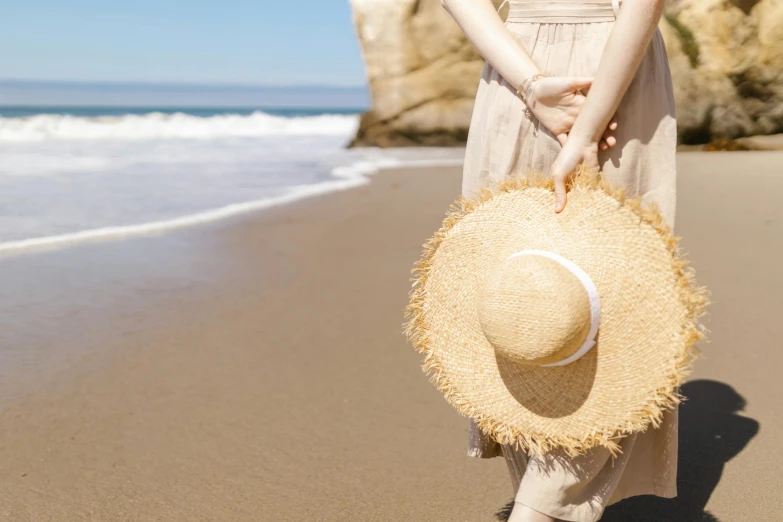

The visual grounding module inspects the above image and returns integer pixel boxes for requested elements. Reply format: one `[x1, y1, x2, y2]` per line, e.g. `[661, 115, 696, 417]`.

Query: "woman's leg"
[507, 503, 556, 522]
[500, 438, 628, 522]
[501, 449, 556, 521]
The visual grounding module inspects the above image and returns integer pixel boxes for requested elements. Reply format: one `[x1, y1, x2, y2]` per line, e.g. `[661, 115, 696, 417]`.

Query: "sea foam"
[0, 108, 463, 257]
[0, 156, 463, 256]
[0, 111, 359, 142]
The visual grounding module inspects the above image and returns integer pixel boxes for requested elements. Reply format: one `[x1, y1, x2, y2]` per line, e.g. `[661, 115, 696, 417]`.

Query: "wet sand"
[1, 152, 781, 520]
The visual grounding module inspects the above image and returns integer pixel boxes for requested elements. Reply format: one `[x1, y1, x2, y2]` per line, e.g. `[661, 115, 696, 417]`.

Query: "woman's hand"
[526, 77, 618, 150]
[550, 135, 600, 213]
[543, 0, 667, 214]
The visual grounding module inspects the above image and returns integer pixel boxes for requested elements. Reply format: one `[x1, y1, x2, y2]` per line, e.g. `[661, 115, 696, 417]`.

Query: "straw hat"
[404, 167, 708, 456]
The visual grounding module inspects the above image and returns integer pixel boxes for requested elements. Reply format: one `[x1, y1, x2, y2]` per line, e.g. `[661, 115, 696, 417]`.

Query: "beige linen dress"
[462, 1, 678, 521]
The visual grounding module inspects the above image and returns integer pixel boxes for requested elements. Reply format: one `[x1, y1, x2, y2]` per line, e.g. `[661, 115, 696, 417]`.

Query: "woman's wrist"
[509, 61, 543, 91]
[568, 86, 620, 148]
[512, 69, 542, 91]
[560, 134, 600, 168]
[516, 73, 546, 104]
[566, 127, 601, 148]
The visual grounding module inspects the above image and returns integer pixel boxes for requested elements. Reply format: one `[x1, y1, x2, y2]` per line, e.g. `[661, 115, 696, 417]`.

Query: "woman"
[441, 0, 678, 521]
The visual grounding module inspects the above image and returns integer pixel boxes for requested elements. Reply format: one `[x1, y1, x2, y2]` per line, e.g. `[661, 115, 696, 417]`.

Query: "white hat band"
[505, 250, 601, 367]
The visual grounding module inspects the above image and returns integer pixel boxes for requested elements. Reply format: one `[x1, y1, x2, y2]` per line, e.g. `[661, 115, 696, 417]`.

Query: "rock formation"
[349, 0, 783, 147]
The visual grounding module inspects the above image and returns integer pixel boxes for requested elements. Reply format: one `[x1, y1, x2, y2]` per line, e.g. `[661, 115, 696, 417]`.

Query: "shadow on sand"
[496, 380, 759, 522]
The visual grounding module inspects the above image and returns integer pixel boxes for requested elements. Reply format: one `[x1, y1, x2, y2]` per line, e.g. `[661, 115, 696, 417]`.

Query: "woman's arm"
[551, 0, 666, 212]
[442, 0, 617, 147]
[440, 0, 540, 90]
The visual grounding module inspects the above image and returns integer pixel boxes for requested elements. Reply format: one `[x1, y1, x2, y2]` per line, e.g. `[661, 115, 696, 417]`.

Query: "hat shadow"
[494, 379, 759, 522]
[600, 380, 759, 521]
[496, 341, 598, 418]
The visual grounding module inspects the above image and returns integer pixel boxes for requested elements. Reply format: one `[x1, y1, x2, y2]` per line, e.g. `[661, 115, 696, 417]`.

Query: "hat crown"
[477, 254, 591, 366]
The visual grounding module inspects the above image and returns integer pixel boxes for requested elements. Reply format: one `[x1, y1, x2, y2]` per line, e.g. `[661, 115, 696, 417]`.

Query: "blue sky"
[0, 1, 367, 87]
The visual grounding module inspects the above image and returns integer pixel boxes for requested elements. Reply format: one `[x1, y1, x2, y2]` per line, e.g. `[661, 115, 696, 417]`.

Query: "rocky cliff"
[348, 0, 783, 147]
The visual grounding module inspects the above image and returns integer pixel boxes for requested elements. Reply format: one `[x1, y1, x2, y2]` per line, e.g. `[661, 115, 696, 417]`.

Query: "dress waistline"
[501, 0, 620, 23]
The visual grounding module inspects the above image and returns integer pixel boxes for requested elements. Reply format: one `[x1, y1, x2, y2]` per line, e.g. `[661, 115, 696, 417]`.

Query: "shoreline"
[0, 156, 463, 258]
[5, 141, 783, 258]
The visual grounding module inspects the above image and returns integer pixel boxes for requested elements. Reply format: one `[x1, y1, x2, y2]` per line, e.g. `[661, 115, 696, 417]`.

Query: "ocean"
[0, 106, 463, 255]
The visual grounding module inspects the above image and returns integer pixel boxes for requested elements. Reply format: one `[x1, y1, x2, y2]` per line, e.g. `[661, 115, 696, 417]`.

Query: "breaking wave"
[0, 111, 360, 142]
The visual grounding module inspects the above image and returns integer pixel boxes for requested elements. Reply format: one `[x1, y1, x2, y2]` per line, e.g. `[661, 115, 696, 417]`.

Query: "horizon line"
[0, 78, 369, 90]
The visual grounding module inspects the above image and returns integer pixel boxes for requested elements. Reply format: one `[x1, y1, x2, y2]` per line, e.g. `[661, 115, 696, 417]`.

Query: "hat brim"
[405, 167, 708, 456]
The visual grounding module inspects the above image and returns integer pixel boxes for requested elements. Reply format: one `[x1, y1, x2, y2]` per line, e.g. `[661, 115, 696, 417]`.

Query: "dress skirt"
[462, 1, 679, 521]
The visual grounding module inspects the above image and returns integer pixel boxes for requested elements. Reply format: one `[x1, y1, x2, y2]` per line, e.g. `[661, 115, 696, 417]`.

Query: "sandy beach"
[1, 152, 781, 521]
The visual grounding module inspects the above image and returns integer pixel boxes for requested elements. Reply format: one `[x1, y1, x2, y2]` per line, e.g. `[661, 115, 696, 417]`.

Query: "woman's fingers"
[553, 171, 568, 213]
[604, 133, 616, 147]
[537, 76, 592, 98]
[601, 128, 616, 148]
[550, 139, 596, 212]
[557, 133, 568, 146]
[599, 117, 619, 150]
[567, 76, 593, 92]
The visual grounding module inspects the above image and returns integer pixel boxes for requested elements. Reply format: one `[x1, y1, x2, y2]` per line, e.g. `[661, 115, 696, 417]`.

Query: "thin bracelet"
[517, 73, 545, 103]
[516, 73, 545, 104]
